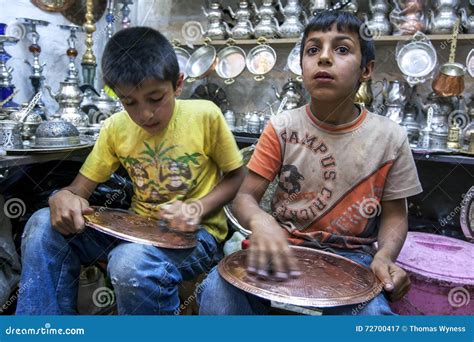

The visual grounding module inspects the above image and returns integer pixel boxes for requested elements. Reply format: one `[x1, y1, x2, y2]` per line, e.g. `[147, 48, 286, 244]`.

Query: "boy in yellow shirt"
[16, 27, 244, 315]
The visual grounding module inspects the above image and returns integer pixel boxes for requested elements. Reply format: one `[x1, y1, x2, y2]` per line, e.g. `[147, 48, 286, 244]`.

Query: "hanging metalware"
[185, 39, 217, 82]
[246, 37, 277, 81]
[432, 19, 467, 97]
[215, 39, 246, 84]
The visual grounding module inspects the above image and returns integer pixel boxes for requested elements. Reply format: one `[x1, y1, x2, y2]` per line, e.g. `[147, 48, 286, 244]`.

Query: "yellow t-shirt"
[80, 99, 243, 242]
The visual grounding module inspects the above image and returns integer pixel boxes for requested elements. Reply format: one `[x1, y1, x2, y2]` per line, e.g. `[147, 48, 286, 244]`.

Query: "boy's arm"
[371, 198, 411, 301]
[233, 170, 300, 280]
[48, 174, 98, 236]
[199, 166, 246, 218]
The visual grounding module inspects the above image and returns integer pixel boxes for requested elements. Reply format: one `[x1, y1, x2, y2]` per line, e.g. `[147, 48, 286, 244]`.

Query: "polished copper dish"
[84, 207, 197, 249]
[218, 246, 383, 307]
[61, 0, 107, 25]
[31, 0, 75, 12]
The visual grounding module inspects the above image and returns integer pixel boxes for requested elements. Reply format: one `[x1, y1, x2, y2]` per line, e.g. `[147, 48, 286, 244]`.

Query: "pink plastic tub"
[390, 232, 474, 315]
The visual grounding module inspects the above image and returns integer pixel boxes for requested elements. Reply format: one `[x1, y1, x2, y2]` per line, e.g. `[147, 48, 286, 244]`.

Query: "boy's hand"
[370, 255, 411, 302]
[247, 220, 301, 281]
[49, 189, 94, 235]
[159, 200, 201, 233]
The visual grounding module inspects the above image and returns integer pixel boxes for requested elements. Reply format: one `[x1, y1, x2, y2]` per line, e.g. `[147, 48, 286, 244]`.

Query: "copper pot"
[403, 0, 423, 14]
[185, 45, 218, 82]
[399, 16, 426, 34]
[432, 63, 466, 97]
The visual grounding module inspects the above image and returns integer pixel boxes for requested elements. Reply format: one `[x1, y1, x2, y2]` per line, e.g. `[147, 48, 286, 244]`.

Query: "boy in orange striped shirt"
[200, 10, 422, 315]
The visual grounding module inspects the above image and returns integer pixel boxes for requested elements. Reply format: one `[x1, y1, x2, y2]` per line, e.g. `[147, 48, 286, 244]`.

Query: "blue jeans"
[16, 208, 221, 315]
[199, 249, 394, 315]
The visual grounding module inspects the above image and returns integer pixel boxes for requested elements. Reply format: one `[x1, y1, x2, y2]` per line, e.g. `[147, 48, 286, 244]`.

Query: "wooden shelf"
[193, 34, 474, 46]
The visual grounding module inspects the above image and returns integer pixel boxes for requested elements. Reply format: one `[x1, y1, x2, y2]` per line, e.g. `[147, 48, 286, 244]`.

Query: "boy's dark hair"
[102, 27, 180, 90]
[300, 11, 375, 69]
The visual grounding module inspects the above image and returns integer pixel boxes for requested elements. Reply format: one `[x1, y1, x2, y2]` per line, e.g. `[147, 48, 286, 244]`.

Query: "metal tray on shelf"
[4, 139, 94, 155]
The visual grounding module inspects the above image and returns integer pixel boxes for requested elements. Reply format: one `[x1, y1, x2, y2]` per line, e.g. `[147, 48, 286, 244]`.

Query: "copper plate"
[61, 0, 107, 25]
[31, 0, 75, 12]
[84, 207, 197, 249]
[218, 246, 383, 307]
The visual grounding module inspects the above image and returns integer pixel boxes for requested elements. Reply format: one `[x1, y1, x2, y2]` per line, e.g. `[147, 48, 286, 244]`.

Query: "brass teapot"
[355, 81, 374, 108]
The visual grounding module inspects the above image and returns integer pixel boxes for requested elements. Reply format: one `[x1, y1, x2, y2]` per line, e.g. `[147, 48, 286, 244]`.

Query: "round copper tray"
[218, 246, 383, 307]
[84, 207, 197, 249]
[31, 0, 75, 12]
[61, 0, 107, 25]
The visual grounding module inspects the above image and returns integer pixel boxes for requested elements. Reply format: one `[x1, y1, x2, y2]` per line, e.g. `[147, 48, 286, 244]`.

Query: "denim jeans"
[199, 249, 394, 315]
[16, 208, 221, 315]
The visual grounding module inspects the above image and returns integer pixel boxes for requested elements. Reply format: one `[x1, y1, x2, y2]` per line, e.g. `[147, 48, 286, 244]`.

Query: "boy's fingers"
[388, 265, 410, 300]
[285, 248, 301, 278]
[388, 282, 410, 302]
[72, 211, 86, 232]
[256, 247, 270, 279]
[247, 244, 259, 274]
[269, 246, 288, 280]
[82, 206, 94, 216]
[372, 264, 394, 291]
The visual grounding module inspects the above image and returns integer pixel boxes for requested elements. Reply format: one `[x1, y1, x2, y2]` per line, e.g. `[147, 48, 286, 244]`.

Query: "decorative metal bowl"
[9, 107, 43, 139]
[0, 120, 23, 148]
[34, 119, 80, 147]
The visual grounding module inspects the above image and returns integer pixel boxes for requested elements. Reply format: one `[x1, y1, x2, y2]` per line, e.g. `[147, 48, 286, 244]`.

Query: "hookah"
[0, 27, 19, 110]
[17, 17, 49, 118]
[119, 0, 134, 29]
[81, 0, 97, 88]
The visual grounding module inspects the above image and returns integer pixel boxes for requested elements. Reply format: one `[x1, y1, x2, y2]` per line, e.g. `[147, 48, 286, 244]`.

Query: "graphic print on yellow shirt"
[118, 141, 201, 202]
[80, 99, 243, 242]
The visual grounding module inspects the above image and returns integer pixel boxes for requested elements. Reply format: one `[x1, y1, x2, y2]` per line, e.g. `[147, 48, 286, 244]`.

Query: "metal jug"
[383, 80, 408, 105]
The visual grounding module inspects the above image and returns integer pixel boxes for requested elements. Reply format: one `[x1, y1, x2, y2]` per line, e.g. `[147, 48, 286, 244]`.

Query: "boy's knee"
[198, 267, 228, 304]
[21, 208, 55, 249]
[107, 244, 180, 288]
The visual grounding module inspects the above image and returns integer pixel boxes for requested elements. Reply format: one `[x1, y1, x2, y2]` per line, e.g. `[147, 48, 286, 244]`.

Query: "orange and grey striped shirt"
[248, 105, 423, 254]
